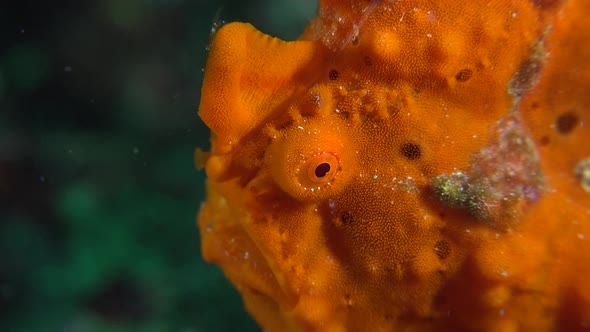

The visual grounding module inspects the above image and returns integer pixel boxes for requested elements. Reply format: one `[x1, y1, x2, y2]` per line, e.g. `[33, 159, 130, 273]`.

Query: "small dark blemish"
[315, 163, 331, 178]
[351, 35, 359, 46]
[275, 118, 294, 131]
[341, 211, 355, 224]
[556, 111, 579, 135]
[401, 142, 421, 160]
[455, 69, 473, 82]
[434, 240, 451, 259]
[539, 135, 550, 146]
[329, 69, 339, 81]
[338, 111, 350, 120]
[364, 55, 373, 66]
[531, 101, 540, 109]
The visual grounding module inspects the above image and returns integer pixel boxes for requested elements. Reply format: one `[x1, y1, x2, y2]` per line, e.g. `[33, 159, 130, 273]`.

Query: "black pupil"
[315, 163, 331, 178]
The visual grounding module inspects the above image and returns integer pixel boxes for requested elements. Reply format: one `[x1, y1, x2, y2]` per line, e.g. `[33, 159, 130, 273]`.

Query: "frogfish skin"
[196, 0, 590, 331]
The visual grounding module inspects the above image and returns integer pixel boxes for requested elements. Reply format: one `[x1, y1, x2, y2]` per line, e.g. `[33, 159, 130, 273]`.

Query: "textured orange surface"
[197, 0, 590, 330]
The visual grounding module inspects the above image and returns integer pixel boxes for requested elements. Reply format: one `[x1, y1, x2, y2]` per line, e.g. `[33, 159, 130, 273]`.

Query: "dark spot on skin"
[531, 101, 540, 109]
[338, 111, 350, 120]
[434, 240, 451, 259]
[315, 163, 331, 178]
[540, 135, 550, 146]
[364, 55, 373, 66]
[455, 69, 472, 82]
[351, 36, 359, 46]
[341, 211, 355, 224]
[556, 111, 579, 135]
[275, 118, 294, 131]
[329, 69, 339, 81]
[401, 143, 421, 160]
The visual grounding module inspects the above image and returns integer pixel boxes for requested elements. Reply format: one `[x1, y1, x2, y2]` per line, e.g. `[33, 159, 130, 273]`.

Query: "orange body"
[197, 0, 590, 331]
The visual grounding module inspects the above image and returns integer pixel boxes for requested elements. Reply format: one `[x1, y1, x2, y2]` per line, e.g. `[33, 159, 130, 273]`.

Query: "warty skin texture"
[197, 0, 590, 331]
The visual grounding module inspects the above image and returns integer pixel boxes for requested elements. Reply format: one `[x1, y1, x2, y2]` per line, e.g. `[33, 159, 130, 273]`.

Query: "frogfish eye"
[267, 124, 355, 201]
[300, 152, 339, 187]
[315, 163, 330, 178]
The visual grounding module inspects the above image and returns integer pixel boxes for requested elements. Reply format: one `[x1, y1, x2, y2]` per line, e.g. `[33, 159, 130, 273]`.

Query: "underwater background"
[1, 1, 316, 331]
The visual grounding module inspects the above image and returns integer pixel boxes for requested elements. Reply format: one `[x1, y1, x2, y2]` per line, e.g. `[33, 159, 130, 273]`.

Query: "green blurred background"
[0, 1, 316, 331]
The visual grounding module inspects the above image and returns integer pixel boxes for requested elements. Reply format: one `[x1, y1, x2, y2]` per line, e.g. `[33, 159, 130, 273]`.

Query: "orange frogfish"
[196, 0, 590, 330]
